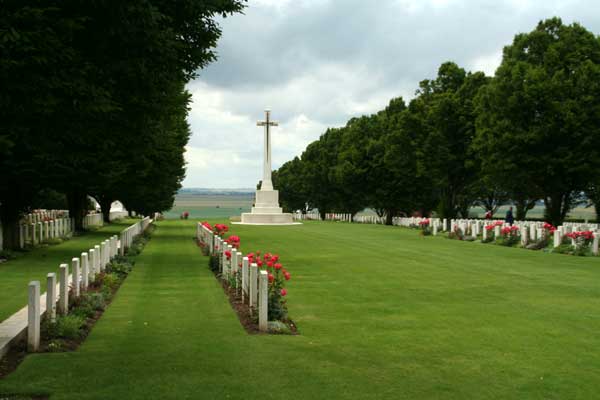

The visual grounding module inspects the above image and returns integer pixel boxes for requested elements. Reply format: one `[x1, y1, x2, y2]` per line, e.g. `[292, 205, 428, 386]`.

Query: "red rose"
[274, 263, 282, 270]
[257, 260, 263, 267]
[268, 273, 274, 283]
[284, 272, 291, 281]
[280, 288, 287, 296]
[267, 261, 274, 268]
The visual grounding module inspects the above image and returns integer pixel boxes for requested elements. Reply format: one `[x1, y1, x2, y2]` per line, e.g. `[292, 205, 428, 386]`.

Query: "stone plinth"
[240, 189, 295, 225]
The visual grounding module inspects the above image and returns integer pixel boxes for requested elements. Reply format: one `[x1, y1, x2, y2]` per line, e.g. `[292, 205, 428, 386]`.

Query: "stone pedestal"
[240, 189, 294, 225]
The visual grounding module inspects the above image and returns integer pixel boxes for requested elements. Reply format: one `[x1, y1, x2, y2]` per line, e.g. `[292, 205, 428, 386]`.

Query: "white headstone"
[249, 263, 258, 309]
[72, 257, 80, 297]
[258, 270, 268, 332]
[58, 264, 69, 315]
[46, 273, 57, 323]
[81, 252, 89, 290]
[28, 281, 41, 352]
[89, 249, 96, 282]
[242, 256, 249, 302]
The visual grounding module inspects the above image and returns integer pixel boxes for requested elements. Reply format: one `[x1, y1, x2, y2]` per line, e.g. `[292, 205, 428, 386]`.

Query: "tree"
[273, 157, 308, 213]
[417, 62, 489, 218]
[302, 129, 347, 220]
[0, 1, 245, 243]
[475, 18, 600, 226]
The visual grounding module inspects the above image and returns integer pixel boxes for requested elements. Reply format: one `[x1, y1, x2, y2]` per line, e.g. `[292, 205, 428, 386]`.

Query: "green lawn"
[0, 219, 134, 323]
[1, 220, 599, 399]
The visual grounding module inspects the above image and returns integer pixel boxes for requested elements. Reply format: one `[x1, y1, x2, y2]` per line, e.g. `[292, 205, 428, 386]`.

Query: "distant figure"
[485, 210, 493, 220]
[505, 207, 514, 225]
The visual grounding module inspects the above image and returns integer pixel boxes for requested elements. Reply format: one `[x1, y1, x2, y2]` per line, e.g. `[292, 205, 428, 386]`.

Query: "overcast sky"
[182, 0, 600, 188]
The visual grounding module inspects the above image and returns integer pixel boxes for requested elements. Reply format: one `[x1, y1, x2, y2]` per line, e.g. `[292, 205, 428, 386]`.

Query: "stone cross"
[257, 109, 279, 191]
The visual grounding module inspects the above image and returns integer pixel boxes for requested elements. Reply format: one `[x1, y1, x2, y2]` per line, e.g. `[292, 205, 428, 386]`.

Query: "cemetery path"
[0, 220, 135, 323]
[1, 220, 600, 399]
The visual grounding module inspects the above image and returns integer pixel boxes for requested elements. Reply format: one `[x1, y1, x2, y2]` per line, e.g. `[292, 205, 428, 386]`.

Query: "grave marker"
[89, 249, 96, 282]
[242, 256, 249, 303]
[28, 281, 40, 352]
[250, 263, 258, 310]
[58, 264, 69, 315]
[258, 270, 268, 332]
[72, 257, 80, 297]
[81, 252, 89, 290]
[46, 273, 57, 323]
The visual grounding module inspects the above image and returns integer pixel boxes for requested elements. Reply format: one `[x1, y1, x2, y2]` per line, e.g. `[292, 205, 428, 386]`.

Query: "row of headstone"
[392, 216, 600, 255]
[292, 212, 387, 224]
[119, 217, 152, 256]
[27, 235, 120, 352]
[22, 210, 69, 225]
[323, 213, 353, 222]
[18, 217, 73, 249]
[197, 223, 269, 332]
[292, 211, 320, 221]
[82, 213, 104, 229]
[27, 217, 153, 351]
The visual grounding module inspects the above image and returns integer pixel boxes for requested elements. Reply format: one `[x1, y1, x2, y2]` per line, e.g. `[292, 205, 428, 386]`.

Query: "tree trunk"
[67, 191, 87, 231]
[319, 210, 326, 221]
[515, 198, 537, 221]
[97, 196, 113, 223]
[0, 211, 19, 250]
[385, 209, 396, 226]
[544, 191, 572, 226]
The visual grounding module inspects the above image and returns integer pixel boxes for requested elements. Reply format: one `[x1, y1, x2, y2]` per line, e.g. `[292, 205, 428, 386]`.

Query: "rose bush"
[246, 251, 291, 321]
[418, 219, 432, 236]
[564, 230, 595, 256]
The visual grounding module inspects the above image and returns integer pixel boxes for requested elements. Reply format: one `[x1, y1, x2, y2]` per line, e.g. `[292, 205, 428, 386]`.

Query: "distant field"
[470, 205, 596, 221]
[165, 193, 253, 219]
[167, 193, 597, 222]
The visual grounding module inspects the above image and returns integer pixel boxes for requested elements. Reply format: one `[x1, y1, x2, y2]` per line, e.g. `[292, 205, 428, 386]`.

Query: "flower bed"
[199, 222, 296, 335]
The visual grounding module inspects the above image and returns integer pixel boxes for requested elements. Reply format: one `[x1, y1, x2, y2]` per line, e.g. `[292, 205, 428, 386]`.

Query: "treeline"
[0, 1, 245, 246]
[274, 18, 600, 226]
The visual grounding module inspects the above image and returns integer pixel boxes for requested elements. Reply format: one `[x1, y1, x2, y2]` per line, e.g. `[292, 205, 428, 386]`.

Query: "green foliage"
[0, 250, 19, 260]
[474, 18, 600, 226]
[526, 237, 550, 250]
[553, 244, 575, 255]
[274, 18, 600, 225]
[107, 261, 133, 277]
[102, 273, 120, 291]
[495, 235, 520, 247]
[208, 255, 220, 273]
[45, 315, 85, 340]
[227, 274, 237, 289]
[447, 228, 465, 241]
[71, 292, 107, 319]
[46, 339, 66, 353]
[0, 0, 246, 243]
[45, 237, 65, 245]
[272, 157, 308, 213]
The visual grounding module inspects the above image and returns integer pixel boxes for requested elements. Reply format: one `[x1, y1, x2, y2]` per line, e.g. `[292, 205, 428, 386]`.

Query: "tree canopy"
[275, 18, 600, 226]
[0, 0, 245, 246]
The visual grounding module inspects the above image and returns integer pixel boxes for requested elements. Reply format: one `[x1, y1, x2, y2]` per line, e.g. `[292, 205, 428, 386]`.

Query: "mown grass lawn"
[0, 219, 135, 322]
[1, 219, 599, 399]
